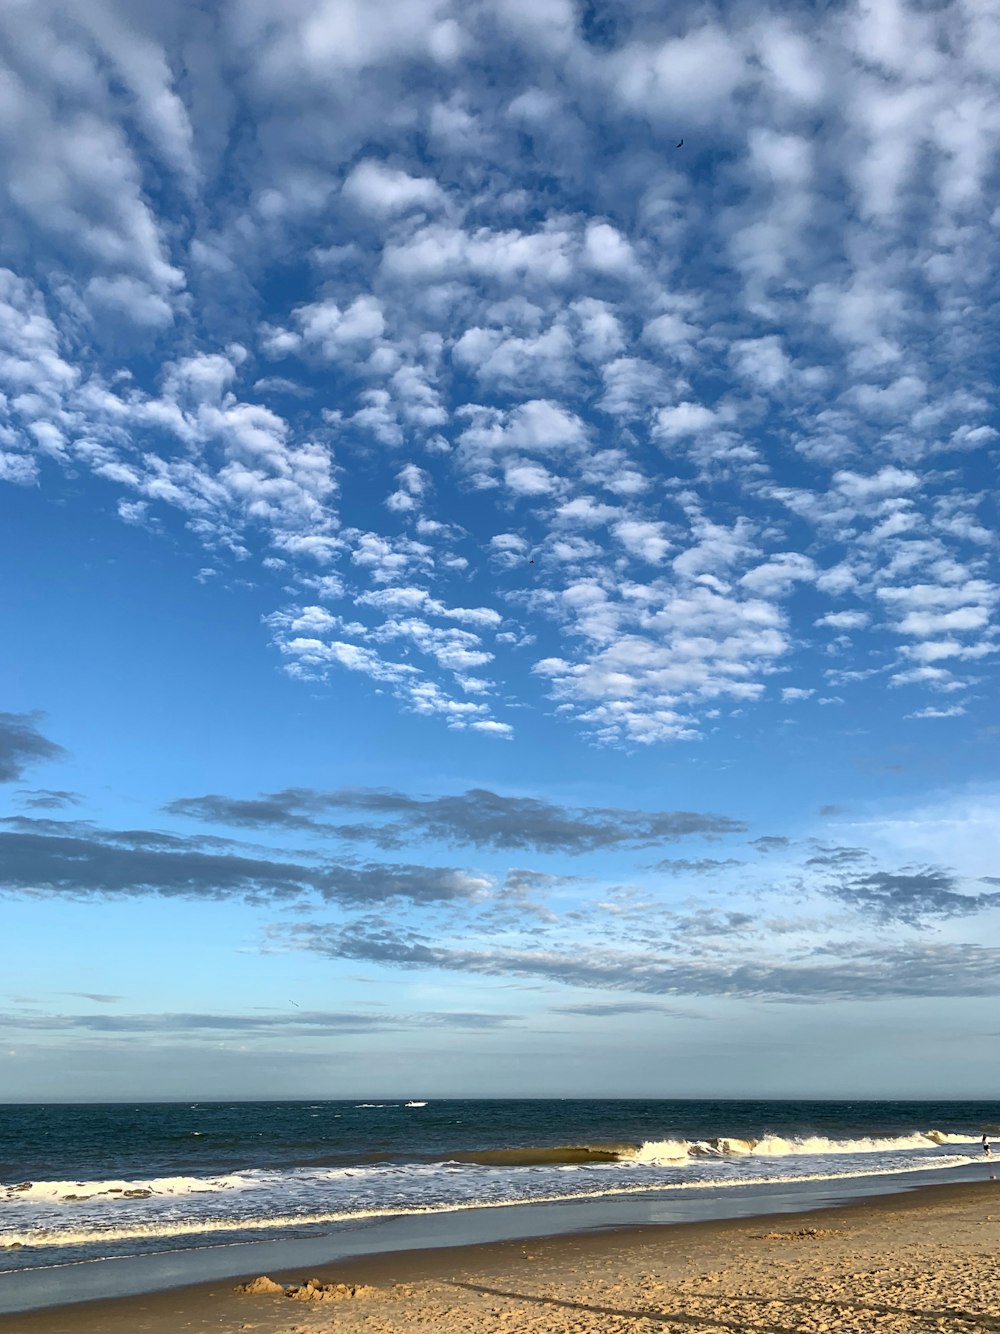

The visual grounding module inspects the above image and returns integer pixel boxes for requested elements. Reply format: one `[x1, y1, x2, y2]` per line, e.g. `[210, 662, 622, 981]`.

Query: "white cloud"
[386, 462, 431, 512]
[234, 0, 461, 84]
[612, 518, 671, 565]
[0, 450, 37, 484]
[754, 21, 826, 106]
[579, 449, 648, 498]
[503, 460, 559, 496]
[571, 298, 625, 363]
[730, 336, 793, 392]
[598, 358, 672, 418]
[582, 222, 637, 277]
[815, 611, 870, 630]
[834, 467, 921, 504]
[456, 399, 588, 486]
[453, 321, 576, 391]
[877, 579, 997, 669]
[907, 704, 967, 719]
[554, 495, 619, 528]
[608, 25, 748, 121]
[291, 296, 386, 357]
[653, 402, 717, 440]
[643, 310, 699, 356]
[0, 271, 79, 405]
[342, 160, 445, 216]
[349, 532, 433, 583]
[86, 275, 175, 328]
[468, 719, 512, 736]
[740, 553, 816, 598]
[533, 577, 790, 745]
[0, 6, 186, 319]
[382, 221, 576, 284]
[672, 517, 757, 581]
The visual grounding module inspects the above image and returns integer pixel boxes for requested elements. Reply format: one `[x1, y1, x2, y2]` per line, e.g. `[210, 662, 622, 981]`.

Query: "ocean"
[1, 1099, 997, 1309]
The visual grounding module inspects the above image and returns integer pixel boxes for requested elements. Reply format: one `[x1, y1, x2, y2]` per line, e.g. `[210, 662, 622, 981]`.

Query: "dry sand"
[4, 1178, 999, 1334]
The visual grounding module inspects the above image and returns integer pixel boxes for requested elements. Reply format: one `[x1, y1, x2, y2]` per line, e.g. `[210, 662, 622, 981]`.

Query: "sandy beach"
[4, 1177, 999, 1334]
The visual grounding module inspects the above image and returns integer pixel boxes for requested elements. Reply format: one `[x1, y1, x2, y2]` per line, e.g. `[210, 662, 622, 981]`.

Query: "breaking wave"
[439, 1129, 976, 1168]
[624, 1129, 976, 1165]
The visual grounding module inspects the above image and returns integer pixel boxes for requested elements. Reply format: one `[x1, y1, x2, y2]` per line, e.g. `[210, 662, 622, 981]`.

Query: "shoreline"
[1, 1158, 992, 1313]
[2, 1170, 998, 1332]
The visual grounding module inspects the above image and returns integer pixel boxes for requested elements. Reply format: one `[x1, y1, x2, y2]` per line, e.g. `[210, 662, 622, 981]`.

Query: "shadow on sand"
[443, 1279, 1000, 1332]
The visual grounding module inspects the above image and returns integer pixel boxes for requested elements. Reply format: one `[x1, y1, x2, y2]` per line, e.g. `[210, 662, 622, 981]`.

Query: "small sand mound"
[234, 1274, 377, 1300]
[755, 1226, 839, 1241]
[287, 1279, 377, 1301]
[234, 1275, 286, 1295]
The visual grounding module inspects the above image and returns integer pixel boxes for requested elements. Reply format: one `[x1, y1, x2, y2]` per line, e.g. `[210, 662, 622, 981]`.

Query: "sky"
[1, 0, 999, 1103]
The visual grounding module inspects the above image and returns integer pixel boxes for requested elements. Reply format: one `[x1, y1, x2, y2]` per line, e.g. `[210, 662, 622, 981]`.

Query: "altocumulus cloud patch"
[0, 0, 997, 745]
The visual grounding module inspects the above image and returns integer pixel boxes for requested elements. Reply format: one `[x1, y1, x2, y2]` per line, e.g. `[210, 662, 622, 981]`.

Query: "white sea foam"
[627, 1130, 976, 1165]
[0, 1155, 971, 1254]
[627, 1139, 692, 1163]
[1, 1173, 260, 1204]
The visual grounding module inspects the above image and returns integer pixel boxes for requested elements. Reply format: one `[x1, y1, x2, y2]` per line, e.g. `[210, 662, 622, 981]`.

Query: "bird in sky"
[676, 138, 684, 148]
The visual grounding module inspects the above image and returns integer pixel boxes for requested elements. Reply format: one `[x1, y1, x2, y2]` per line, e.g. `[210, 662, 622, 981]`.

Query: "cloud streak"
[166, 786, 748, 852]
[286, 921, 1000, 1002]
[0, 1007, 513, 1036]
[0, 714, 65, 783]
[0, 819, 489, 907]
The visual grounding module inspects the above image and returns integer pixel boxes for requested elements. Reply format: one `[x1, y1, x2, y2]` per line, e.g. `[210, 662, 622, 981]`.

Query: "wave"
[445, 1129, 978, 1168]
[1, 1171, 280, 1205]
[444, 1143, 634, 1167]
[0, 1155, 971, 1254]
[1, 1129, 979, 1201]
[625, 1130, 978, 1165]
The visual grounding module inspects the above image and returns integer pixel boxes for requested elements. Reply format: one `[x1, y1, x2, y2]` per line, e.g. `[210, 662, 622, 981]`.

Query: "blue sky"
[1, 0, 999, 1101]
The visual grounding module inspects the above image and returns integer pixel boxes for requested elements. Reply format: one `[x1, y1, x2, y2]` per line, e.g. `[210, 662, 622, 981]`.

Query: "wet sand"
[3, 1177, 999, 1334]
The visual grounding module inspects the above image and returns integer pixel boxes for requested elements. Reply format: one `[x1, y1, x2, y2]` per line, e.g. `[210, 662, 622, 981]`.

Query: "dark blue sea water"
[2, 1098, 997, 1286]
